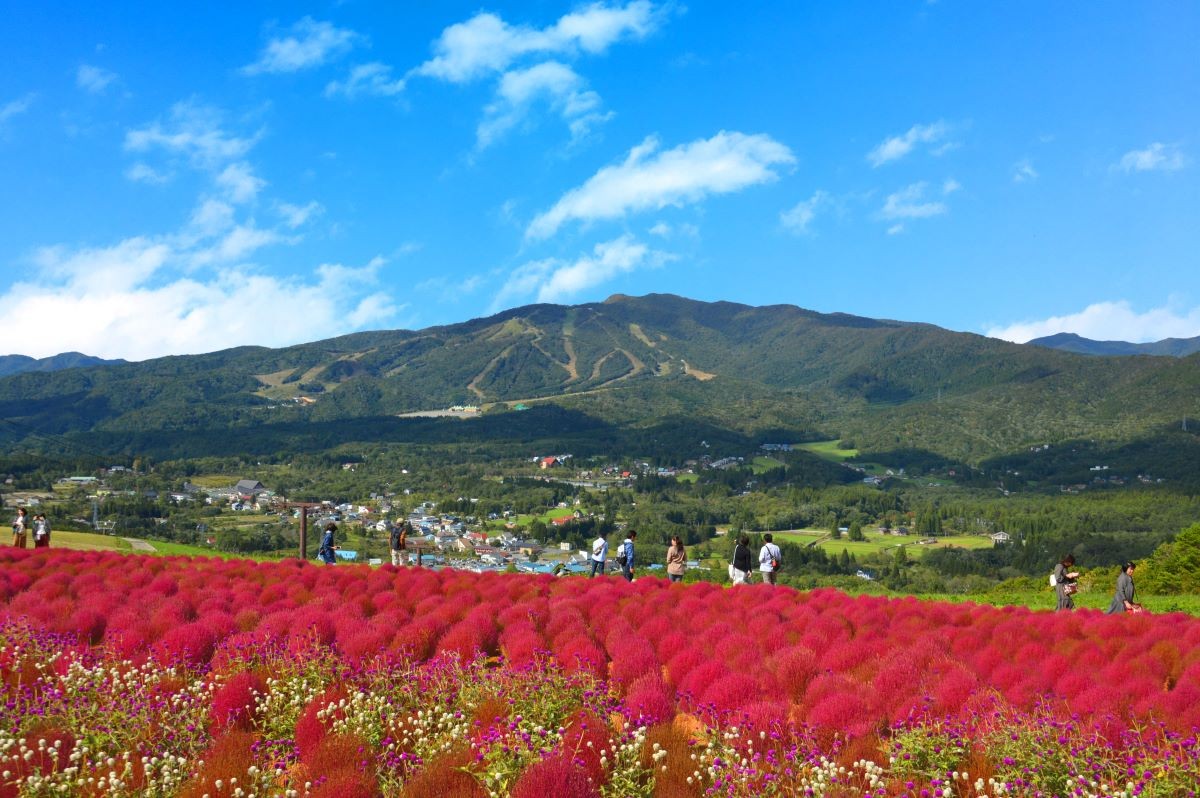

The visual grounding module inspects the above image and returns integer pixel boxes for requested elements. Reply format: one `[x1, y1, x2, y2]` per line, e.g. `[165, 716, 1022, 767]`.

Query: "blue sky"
[1, 1, 1197, 360]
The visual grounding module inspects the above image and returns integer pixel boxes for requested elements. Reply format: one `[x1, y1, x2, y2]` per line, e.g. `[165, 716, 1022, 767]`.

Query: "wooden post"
[299, 505, 308, 560]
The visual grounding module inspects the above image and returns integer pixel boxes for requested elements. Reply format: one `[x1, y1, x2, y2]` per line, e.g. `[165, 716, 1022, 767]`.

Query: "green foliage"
[1139, 522, 1200, 594]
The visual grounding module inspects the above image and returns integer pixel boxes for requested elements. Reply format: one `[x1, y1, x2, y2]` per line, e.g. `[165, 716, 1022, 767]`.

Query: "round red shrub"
[510, 754, 600, 798]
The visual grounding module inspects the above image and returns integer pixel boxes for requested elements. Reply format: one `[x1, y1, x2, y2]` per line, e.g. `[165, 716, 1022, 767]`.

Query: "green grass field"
[772, 529, 994, 557]
[796, 440, 859, 461]
[751, 456, 785, 474]
[37, 530, 133, 552]
[926, 590, 1200, 616]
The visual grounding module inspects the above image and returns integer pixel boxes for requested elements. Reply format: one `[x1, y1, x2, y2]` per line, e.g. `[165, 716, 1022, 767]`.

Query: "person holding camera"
[1053, 554, 1080, 611]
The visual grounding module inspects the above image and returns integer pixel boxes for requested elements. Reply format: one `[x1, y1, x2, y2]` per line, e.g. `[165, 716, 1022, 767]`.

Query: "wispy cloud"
[867, 121, 950, 166]
[780, 190, 829, 235]
[125, 162, 172, 185]
[125, 101, 261, 168]
[413, 2, 664, 83]
[275, 200, 323, 229]
[527, 131, 795, 239]
[1012, 158, 1038, 183]
[495, 234, 670, 308]
[986, 299, 1200, 344]
[243, 17, 363, 75]
[477, 61, 610, 148]
[324, 62, 407, 99]
[215, 162, 266, 204]
[77, 64, 117, 94]
[0, 93, 36, 126]
[880, 181, 948, 220]
[1115, 142, 1187, 173]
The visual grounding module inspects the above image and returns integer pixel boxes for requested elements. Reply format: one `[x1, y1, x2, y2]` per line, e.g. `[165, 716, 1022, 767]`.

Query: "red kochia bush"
[510, 754, 600, 798]
[210, 670, 266, 733]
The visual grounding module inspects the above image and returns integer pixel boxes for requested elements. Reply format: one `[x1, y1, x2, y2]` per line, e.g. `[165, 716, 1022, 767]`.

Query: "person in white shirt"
[590, 534, 608, 577]
[758, 533, 782, 586]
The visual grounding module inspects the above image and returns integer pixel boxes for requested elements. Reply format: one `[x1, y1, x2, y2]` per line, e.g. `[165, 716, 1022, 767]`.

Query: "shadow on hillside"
[53, 405, 619, 459]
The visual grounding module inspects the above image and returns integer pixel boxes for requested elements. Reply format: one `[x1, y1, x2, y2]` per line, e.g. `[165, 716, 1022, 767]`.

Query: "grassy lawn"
[751, 456, 785, 474]
[675, 473, 699, 483]
[797, 440, 859, 461]
[37, 530, 133, 552]
[928, 591, 1200, 616]
[771, 529, 994, 557]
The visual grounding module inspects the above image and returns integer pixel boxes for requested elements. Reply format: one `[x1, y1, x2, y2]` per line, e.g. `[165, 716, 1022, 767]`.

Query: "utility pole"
[282, 500, 323, 559]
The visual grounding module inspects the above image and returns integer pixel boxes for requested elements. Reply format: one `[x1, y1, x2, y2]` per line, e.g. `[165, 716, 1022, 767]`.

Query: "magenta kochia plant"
[1, 547, 1199, 796]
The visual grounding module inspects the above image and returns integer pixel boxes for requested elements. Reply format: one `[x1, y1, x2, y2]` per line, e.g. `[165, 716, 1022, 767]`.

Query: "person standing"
[1053, 554, 1080, 611]
[1106, 562, 1141, 614]
[11, 507, 27, 548]
[590, 533, 608, 577]
[390, 519, 409, 566]
[666, 535, 687, 583]
[619, 530, 637, 582]
[33, 514, 50, 548]
[318, 522, 339, 565]
[758, 533, 782, 586]
[730, 534, 753, 585]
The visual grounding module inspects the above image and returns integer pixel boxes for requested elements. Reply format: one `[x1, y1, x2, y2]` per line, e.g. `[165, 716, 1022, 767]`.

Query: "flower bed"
[1, 548, 1197, 797]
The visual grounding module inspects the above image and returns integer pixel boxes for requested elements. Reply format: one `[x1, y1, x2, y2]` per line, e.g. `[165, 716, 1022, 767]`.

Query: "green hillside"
[1, 294, 1198, 473]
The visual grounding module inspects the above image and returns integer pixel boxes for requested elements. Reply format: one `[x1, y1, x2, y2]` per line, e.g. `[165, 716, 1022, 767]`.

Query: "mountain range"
[1, 294, 1197, 471]
[1028, 332, 1200, 357]
[0, 352, 125, 378]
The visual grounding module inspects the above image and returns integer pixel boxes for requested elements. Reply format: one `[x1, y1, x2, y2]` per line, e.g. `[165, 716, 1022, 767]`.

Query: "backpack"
[767, 544, 780, 570]
[592, 539, 605, 557]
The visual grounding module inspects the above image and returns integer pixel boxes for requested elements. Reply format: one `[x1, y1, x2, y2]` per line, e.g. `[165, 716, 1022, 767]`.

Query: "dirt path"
[122, 538, 157, 552]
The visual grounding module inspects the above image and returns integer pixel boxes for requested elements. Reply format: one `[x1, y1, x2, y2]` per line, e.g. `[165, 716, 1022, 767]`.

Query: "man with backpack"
[590, 533, 608, 577]
[758, 533, 782, 585]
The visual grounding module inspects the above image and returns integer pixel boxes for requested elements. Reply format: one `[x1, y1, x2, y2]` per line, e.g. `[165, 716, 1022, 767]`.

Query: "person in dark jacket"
[318, 522, 339, 564]
[1106, 562, 1141, 614]
[619, 530, 637, 582]
[389, 520, 409, 566]
[731, 535, 753, 585]
[1053, 554, 1080, 611]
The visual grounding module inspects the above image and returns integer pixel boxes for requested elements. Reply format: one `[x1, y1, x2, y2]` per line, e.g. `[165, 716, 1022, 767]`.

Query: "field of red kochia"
[1, 547, 1198, 797]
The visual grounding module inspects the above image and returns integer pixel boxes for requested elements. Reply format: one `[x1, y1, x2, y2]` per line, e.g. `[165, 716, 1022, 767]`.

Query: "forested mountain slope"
[1, 294, 1197, 463]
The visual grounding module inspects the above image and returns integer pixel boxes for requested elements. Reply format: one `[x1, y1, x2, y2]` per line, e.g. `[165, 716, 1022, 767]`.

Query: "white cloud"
[6, 235, 396, 360]
[0, 93, 35, 125]
[324, 62, 407, 98]
[125, 101, 260, 168]
[215, 162, 266, 204]
[1116, 142, 1187, 173]
[188, 223, 289, 267]
[243, 17, 363, 75]
[881, 182, 947, 220]
[414, 2, 662, 83]
[780, 190, 829, 235]
[649, 221, 671, 236]
[887, 224, 905, 235]
[527, 131, 795, 239]
[125, 162, 172, 185]
[942, 178, 961, 195]
[477, 61, 609, 148]
[188, 199, 236, 238]
[986, 299, 1200, 344]
[867, 121, 949, 167]
[1012, 159, 1038, 183]
[495, 235, 668, 308]
[77, 64, 117, 94]
[276, 200, 323, 229]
